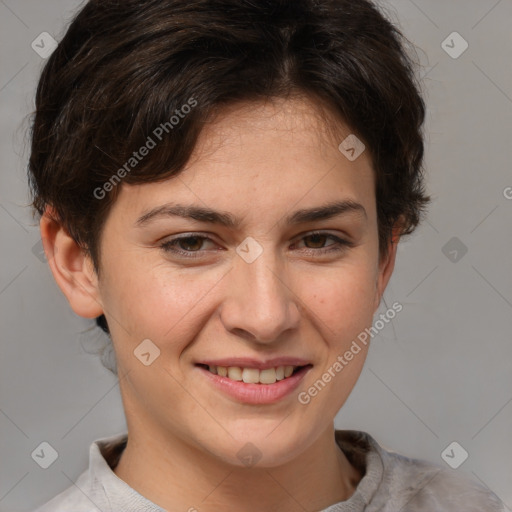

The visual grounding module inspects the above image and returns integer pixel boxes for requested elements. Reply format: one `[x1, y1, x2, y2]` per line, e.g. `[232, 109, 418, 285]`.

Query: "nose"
[219, 246, 302, 345]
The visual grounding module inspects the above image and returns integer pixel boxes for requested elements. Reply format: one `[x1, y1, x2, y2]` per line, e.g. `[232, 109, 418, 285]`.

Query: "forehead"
[191, 95, 355, 161]
[109, 96, 376, 227]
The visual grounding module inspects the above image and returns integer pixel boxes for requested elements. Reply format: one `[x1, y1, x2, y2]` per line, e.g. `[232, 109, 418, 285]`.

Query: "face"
[70, 96, 396, 467]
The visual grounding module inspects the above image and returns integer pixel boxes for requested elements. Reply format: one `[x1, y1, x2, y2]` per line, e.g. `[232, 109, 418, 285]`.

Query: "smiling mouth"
[196, 363, 310, 385]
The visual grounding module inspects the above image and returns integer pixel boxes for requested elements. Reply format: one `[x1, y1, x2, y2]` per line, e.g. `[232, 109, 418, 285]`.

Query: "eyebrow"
[134, 199, 367, 229]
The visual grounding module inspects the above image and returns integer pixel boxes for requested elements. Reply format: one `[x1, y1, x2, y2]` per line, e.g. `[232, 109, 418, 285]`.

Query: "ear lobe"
[40, 207, 104, 319]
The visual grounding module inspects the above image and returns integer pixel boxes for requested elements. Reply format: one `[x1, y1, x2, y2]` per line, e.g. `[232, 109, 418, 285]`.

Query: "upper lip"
[197, 357, 312, 370]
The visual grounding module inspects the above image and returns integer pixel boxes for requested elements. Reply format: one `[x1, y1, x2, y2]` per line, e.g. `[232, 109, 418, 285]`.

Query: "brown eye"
[175, 236, 205, 251]
[303, 233, 330, 249]
[160, 234, 216, 258]
[293, 232, 353, 255]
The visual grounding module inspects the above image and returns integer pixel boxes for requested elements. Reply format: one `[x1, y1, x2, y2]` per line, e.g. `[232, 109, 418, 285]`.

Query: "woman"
[29, 0, 504, 510]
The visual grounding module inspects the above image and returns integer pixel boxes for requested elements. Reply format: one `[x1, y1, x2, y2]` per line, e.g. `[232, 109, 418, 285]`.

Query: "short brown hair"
[28, 0, 430, 338]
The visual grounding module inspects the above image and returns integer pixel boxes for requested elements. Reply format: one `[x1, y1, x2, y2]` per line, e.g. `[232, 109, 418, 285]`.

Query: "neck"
[113, 421, 362, 511]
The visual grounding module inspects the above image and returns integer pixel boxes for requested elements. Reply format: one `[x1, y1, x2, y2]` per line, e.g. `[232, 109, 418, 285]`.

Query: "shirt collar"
[89, 431, 166, 511]
[89, 429, 384, 511]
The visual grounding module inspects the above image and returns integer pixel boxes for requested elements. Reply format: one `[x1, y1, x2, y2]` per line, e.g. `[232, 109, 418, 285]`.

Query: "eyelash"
[159, 231, 353, 259]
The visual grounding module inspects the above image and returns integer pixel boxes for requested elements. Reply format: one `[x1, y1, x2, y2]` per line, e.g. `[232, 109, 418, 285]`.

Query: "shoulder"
[32, 432, 129, 512]
[335, 430, 504, 512]
[369, 435, 505, 511]
[32, 469, 105, 512]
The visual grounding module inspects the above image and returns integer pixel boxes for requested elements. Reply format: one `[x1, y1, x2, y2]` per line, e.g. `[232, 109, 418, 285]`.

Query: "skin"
[41, 95, 400, 511]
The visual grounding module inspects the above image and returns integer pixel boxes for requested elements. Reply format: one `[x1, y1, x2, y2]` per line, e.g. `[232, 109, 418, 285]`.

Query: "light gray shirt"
[33, 430, 505, 511]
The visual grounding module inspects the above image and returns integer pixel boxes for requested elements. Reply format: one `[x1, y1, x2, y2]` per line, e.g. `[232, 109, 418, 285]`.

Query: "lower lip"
[196, 365, 312, 405]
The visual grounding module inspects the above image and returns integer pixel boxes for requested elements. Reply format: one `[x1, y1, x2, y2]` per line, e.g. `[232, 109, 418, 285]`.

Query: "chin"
[208, 420, 313, 469]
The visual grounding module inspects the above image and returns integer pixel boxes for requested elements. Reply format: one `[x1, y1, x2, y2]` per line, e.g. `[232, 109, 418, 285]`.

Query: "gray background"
[1, 0, 511, 510]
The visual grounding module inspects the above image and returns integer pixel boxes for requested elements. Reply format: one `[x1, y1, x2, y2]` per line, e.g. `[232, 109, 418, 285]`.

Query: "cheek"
[300, 262, 378, 343]
[296, 264, 377, 415]
[101, 257, 227, 348]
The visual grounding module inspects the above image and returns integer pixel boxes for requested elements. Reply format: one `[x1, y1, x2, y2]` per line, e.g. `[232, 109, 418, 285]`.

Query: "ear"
[373, 222, 401, 312]
[40, 206, 104, 319]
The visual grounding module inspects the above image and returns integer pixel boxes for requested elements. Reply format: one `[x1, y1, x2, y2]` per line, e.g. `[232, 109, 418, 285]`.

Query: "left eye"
[295, 233, 345, 251]
[160, 232, 352, 259]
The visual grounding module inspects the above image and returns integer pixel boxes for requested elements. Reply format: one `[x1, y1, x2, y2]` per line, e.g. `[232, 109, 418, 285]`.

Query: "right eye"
[159, 234, 218, 258]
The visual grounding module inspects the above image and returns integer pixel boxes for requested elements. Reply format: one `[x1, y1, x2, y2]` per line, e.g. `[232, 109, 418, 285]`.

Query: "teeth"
[242, 368, 260, 384]
[206, 365, 301, 384]
[227, 367, 243, 381]
[259, 368, 277, 384]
